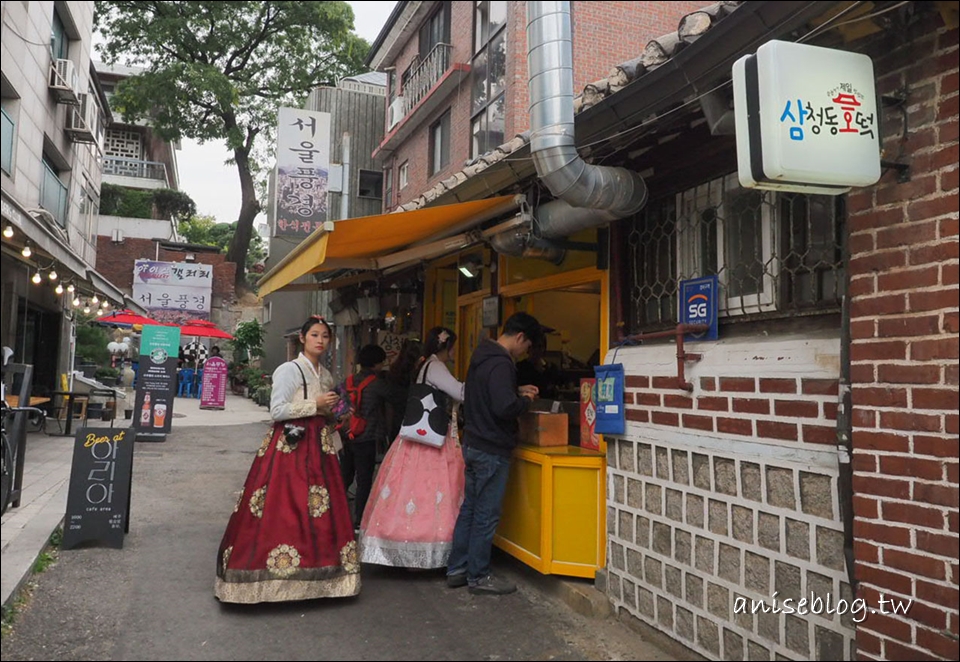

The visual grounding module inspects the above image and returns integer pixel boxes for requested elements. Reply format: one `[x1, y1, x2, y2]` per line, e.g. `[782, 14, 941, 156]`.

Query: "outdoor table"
[50, 391, 90, 437]
[4, 395, 51, 408]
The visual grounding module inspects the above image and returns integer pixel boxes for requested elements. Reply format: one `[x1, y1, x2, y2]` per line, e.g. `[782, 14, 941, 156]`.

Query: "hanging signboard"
[680, 275, 719, 341]
[200, 356, 228, 410]
[273, 107, 331, 238]
[62, 427, 135, 550]
[733, 40, 880, 194]
[132, 259, 213, 325]
[133, 324, 181, 440]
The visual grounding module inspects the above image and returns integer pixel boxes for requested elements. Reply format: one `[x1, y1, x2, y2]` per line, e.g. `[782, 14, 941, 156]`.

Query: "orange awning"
[257, 195, 520, 297]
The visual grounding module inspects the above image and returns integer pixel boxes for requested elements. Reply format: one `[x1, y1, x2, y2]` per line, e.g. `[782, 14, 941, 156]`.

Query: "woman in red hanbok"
[215, 316, 360, 603]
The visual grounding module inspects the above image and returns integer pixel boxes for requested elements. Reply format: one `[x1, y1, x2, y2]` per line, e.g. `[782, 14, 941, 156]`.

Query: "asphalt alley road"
[0, 423, 674, 661]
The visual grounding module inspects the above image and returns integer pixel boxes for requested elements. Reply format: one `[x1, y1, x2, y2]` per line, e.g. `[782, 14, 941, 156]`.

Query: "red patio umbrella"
[95, 309, 163, 328]
[178, 319, 234, 340]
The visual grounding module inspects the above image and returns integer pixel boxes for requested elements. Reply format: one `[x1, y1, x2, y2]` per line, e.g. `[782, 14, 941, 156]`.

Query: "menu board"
[200, 356, 228, 410]
[133, 324, 181, 439]
[62, 427, 135, 550]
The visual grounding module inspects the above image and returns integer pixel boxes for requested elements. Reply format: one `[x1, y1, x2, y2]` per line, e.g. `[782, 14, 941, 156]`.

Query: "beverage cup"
[153, 402, 167, 428]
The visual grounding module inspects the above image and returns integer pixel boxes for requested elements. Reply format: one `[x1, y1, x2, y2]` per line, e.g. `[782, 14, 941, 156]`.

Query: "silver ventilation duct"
[526, 0, 648, 237]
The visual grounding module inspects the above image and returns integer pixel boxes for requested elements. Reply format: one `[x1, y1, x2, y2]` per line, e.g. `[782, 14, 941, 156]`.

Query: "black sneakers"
[446, 572, 468, 588]
[468, 574, 516, 595]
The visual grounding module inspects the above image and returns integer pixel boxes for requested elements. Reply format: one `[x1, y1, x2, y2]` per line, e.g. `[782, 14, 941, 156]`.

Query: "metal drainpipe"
[838, 207, 857, 592]
[526, 0, 648, 238]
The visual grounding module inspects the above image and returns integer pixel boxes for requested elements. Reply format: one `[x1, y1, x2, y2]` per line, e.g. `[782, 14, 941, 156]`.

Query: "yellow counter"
[494, 444, 606, 578]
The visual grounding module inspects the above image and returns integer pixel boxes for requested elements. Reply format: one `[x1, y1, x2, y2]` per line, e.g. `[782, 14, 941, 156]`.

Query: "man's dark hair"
[358, 344, 387, 369]
[501, 312, 544, 345]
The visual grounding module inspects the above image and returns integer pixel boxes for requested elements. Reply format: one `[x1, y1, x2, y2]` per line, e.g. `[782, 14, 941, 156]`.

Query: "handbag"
[398, 360, 450, 448]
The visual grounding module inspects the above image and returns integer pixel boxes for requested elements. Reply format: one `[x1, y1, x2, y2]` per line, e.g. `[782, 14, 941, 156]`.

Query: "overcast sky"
[176, 1, 397, 228]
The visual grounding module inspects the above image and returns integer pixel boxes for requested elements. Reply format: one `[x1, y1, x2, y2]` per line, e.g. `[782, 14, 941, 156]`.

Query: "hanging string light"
[96, 308, 104, 316]
[55, 283, 64, 295]
[31, 271, 42, 284]
[21, 243, 32, 258]
[72, 296, 81, 307]
[3, 225, 13, 239]
[48, 268, 58, 280]
[91, 294, 99, 305]
[101, 300, 110, 309]
[67, 282, 75, 293]
[83, 302, 91, 314]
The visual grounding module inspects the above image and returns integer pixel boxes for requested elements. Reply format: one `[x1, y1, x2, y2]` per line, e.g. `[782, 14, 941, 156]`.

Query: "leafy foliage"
[95, 1, 369, 288]
[75, 320, 112, 365]
[230, 319, 266, 361]
[100, 184, 197, 222]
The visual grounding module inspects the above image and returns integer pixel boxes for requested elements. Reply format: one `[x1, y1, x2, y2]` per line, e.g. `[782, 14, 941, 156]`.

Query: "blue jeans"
[447, 445, 512, 583]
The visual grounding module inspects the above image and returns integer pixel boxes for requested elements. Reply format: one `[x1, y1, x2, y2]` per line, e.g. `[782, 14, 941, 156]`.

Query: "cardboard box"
[518, 411, 569, 447]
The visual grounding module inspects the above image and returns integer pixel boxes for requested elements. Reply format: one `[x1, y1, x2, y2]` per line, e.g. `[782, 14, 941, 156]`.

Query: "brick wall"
[506, 0, 706, 139]
[607, 335, 854, 660]
[95, 236, 237, 303]
[846, 12, 959, 662]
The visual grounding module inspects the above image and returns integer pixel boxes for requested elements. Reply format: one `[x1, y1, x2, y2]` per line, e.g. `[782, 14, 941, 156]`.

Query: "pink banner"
[200, 357, 228, 410]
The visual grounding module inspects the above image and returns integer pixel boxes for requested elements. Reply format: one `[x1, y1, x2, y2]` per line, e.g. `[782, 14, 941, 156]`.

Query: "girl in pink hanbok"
[359, 327, 465, 568]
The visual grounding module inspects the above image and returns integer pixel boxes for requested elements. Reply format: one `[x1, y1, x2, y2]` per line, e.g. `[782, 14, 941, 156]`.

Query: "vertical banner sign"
[62, 427, 135, 550]
[200, 356, 228, 410]
[133, 324, 181, 439]
[133, 260, 213, 325]
[680, 275, 719, 341]
[274, 107, 331, 238]
[579, 378, 600, 451]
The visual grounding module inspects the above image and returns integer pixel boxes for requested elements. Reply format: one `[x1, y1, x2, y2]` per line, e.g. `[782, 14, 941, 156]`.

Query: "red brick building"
[368, 1, 704, 212]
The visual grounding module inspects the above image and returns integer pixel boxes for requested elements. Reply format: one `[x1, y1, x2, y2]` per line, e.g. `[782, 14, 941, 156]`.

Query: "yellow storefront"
[423, 230, 608, 578]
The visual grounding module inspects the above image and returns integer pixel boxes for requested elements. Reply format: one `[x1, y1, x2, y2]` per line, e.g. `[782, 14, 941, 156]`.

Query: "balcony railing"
[103, 156, 168, 183]
[401, 43, 452, 113]
[40, 162, 68, 227]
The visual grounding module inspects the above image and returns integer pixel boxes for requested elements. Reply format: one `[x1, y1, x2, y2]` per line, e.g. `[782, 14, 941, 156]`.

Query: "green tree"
[96, 1, 368, 290]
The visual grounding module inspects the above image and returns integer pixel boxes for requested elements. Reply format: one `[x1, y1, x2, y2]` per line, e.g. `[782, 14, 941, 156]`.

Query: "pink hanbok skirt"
[358, 429, 465, 568]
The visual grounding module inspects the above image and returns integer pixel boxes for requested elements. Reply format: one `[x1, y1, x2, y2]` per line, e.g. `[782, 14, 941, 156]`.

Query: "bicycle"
[1, 401, 47, 515]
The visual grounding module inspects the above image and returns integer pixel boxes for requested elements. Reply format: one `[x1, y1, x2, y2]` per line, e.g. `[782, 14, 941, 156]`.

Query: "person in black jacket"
[446, 312, 543, 595]
[339, 344, 404, 530]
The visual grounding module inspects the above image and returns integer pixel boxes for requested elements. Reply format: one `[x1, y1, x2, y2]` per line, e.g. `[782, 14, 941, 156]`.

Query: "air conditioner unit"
[65, 93, 100, 145]
[49, 58, 80, 106]
[387, 96, 405, 131]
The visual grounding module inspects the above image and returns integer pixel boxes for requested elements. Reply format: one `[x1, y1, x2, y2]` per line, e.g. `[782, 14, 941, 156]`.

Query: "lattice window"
[627, 173, 845, 330]
[104, 129, 143, 160]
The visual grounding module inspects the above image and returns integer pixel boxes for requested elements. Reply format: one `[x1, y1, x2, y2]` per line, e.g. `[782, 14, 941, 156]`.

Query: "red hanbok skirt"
[215, 416, 360, 603]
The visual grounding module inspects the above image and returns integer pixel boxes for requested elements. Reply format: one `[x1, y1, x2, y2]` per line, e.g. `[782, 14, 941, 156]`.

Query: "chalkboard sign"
[62, 427, 135, 550]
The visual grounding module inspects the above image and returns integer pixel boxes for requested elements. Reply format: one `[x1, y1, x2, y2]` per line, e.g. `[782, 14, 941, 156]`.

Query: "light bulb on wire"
[72, 296, 81, 307]
[31, 271, 42, 284]
[96, 309, 103, 317]
[83, 304, 91, 314]
[55, 283, 64, 295]
[21, 243, 32, 258]
[3, 225, 13, 239]
[101, 300, 110, 309]
[67, 283, 75, 293]
[48, 269, 58, 280]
